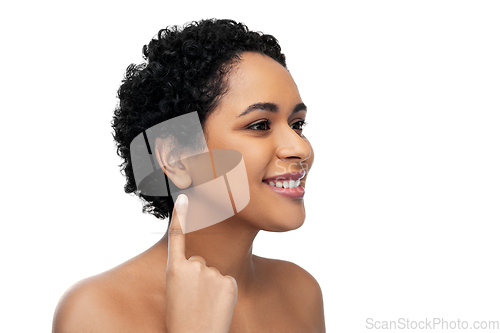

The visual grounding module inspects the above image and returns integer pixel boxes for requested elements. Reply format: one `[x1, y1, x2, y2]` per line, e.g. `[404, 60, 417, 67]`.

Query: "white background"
[1, 1, 499, 332]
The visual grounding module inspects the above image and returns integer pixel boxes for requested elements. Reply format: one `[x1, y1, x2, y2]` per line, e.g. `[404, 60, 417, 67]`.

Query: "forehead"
[218, 52, 302, 114]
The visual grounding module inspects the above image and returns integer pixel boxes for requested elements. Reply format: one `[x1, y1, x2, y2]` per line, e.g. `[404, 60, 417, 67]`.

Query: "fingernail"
[176, 194, 187, 206]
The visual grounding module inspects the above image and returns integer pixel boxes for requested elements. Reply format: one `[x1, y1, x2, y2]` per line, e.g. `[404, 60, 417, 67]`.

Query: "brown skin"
[53, 52, 325, 332]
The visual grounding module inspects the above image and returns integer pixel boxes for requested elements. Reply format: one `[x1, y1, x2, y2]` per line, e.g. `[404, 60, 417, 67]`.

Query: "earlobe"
[155, 137, 192, 189]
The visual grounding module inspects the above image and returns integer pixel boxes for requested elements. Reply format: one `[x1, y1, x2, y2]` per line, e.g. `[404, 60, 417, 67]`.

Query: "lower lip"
[263, 182, 305, 199]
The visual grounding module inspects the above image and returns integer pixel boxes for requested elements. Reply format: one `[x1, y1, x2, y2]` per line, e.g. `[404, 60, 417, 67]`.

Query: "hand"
[165, 194, 238, 333]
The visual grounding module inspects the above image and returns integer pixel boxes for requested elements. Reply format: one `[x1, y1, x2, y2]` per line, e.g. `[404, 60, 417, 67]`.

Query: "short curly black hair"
[112, 19, 287, 221]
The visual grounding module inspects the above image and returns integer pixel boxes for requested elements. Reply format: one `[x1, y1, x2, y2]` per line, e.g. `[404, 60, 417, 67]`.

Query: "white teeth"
[266, 179, 301, 189]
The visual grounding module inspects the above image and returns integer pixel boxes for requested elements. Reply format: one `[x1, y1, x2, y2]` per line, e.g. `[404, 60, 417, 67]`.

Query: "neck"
[159, 215, 260, 295]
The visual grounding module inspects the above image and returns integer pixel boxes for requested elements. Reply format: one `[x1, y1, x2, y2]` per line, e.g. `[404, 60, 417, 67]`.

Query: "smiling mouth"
[262, 180, 305, 199]
[261, 172, 306, 199]
[263, 179, 301, 189]
[262, 171, 305, 188]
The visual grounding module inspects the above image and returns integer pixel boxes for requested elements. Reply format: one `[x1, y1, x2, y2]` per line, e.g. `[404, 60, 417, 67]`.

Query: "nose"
[275, 125, 313, 163]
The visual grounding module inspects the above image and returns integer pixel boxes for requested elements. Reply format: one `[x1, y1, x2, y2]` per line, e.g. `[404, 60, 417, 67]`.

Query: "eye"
[291, 120, 307, 131]
[247, 119, 270, 131]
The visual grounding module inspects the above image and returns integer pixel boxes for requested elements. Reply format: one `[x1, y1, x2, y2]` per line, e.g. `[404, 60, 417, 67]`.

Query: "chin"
[235, 184, 307, 230]
[234, 202, 305, 232]
[259, 209, 306, 232]
[271, 220, 304, 232]
[278, 203, 306, 230]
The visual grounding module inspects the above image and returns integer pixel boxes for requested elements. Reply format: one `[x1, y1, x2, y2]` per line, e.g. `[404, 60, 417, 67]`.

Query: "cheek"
[241, 145, 273, 181]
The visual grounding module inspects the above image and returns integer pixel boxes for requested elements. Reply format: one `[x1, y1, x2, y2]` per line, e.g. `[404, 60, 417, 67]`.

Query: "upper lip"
[262, 171, 306, 182]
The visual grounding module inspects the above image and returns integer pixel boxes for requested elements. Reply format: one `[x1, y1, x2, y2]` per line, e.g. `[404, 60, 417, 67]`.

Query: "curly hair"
[111, 19, 287, 222]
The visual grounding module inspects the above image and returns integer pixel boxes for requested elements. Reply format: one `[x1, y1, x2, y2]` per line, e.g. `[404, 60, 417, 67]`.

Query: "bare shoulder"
[254, 255, 326, 332]
[53, 243, 169, 333]
[52, 270, 137, 333]
[52, 252, 167, 333]
[254, 255, 322, 292]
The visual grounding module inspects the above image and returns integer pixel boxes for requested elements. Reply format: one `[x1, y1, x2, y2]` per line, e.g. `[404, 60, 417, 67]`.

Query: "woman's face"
[203, 52, 314, 231]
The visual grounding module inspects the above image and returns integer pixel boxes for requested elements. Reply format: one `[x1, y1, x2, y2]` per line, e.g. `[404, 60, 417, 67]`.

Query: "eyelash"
[247, 119, 308, 132]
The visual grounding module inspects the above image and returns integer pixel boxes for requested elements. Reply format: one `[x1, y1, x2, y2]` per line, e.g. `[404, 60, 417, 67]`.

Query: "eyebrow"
[237, 102, 307, 117]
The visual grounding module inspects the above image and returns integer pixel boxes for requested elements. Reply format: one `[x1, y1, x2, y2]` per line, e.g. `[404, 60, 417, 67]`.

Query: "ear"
[155, 137, 192, 189]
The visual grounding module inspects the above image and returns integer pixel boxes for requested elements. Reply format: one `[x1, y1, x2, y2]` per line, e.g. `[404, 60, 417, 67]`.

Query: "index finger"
[167, 194, 188, 263]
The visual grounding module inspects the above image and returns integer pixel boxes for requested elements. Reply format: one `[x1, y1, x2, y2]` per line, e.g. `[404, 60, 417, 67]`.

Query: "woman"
[53, 19, 325, 332]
